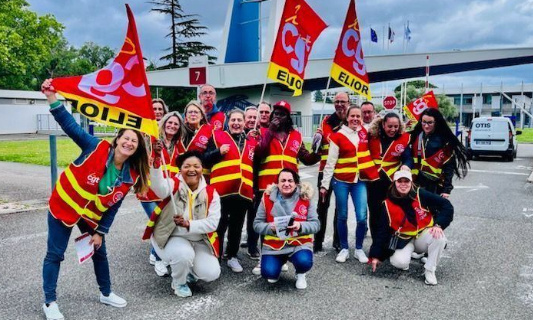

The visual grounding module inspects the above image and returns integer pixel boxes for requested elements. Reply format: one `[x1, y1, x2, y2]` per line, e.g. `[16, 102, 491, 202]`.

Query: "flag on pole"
[404, 21, 411, 42]
[266, 0, 327, 96]
[52, 5, 158, 137]
[330, 0, 371, 100]
[403, 90, 439, 121]
[388, 26, 395, 43]
[370, 28, 378, 43]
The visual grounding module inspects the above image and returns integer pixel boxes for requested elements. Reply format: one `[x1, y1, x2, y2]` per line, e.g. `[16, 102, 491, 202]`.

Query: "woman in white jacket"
[142, 148, 221, 298]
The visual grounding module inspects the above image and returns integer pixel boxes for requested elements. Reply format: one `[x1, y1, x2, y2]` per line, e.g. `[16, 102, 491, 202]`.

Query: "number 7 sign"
[188, 55, 208, 85]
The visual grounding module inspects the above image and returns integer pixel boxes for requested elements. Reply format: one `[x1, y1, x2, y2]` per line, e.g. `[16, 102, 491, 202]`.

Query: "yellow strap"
[210, 172, 242, 184]
[56, 180, 100, 220]
[358, 161, 375, 170]
[212, 159, 241, 172]
[263, 155, 298, 165]
[385, 165, 401, 177]
[357, 150, 371, 157]
[258, 168, 282, 176]
[320, 155, 328, 160]
[381, 161, 397, 166]
[334, 167, 359, 174]
[374, 159, 382, 165]
[242, 177, 253, 187]
[208, 232, 218, 244]
[202, 168, 211, 175]
[321, 144, 329, 150]
[240, 163, 253, 173]
[337, 157, 357, 164]
[162, 165, 179, 173]
[187, 189, 198, 221]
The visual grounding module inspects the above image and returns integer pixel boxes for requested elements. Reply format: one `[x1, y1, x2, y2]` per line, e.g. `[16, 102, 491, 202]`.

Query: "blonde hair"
[184, 100, 207, 126]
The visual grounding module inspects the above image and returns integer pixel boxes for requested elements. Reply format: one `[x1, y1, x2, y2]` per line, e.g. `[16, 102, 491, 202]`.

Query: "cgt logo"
[87, 173, 100, 186]
[110, 191, 124, 206]
[248, 146, 255, 161]
[199, 135, 209, 145]
[298, 205, 308, 216]
[415, 207, 427, 219]
[289, 140, 300, 153]
[395, 144, 405, 154]
[213, 120, 222, 130]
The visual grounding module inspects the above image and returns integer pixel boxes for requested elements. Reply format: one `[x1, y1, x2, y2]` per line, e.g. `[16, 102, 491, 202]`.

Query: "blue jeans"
[140, 201, 161, 261]
[332, 178, 368, 250]
[261, 249, 313, 280]
[43, 212, 111, 303]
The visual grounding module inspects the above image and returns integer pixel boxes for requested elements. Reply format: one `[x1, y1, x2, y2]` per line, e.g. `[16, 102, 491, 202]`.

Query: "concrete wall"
[0, 103, 51, 134]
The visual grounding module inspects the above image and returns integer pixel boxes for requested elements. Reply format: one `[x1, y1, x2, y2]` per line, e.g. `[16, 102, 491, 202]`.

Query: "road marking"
[455, 183, 489, 192]
[469, 169, 529, 176]
[522, 208, 533, 218]
[518, 254, 533, 307]
[517, 165, 533, 171]
[175, 295, 221, 320]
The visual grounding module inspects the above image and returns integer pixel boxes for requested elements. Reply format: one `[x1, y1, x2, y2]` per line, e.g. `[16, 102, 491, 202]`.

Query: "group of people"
[39, 79, 468, 320]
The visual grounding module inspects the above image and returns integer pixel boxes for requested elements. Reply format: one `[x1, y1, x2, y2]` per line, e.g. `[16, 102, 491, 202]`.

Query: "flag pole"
[159, 150, 180, 216]
[254, 80, 268, 130]
[316, 76, 333, 152]
[402, 21, 406, 53]
[425, 55, 430, 93]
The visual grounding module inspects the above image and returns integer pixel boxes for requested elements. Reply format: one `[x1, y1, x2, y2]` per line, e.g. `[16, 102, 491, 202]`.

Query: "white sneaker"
[336, 249, 349, 263]
[267, 278, 278, 283]
[227, 258, 243, 273]
[154, 260, 169, 277]
[252, 262, 261, 275]
[421, 257, 428, 264]
[411, 252, 425, 259]
[354, 249, 369, 264]
[99, 292, 127, 308]
[424, 269, 438, 285]
[295, 273, 307, 290]
[43, 302, 64, 320]
[171, 280, 193, 298]
[149, 253, 156, 265]
[281, 263, 289, 272]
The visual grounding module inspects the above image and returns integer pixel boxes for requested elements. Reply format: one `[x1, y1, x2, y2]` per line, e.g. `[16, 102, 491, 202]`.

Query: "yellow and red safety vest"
[384, 190, 434, 239]
[411, 133, 453, 181]
[209, 111, 226, 131]
[179, 124, 214, 181]
[210, 131, 256, 201]
[142, 176, 220, 258]
[369, 132, 411, 181]
[318, 116, 337, 173]
[329, 127, 379, 182]
[258, 128, 302, 191]
[49, 141, 138, 229]
[262, 193, 313, 250]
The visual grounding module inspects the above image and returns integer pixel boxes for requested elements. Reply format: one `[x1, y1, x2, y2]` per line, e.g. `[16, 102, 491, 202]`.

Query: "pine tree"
[149, 0, 216, 68]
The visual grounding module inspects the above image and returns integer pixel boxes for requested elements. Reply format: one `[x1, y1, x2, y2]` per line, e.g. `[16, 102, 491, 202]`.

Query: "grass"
[0, 138, 83, 167]
[517, 128, 533, 143]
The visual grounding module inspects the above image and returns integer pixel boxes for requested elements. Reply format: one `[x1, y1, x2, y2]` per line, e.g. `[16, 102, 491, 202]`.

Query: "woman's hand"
[89, 233, 103, 250]
[319, 187, 328, 203]
[440, 193, 450, 199]
[41, 79, 58, 104]
[151, 140, 163, 168]
[269, 222, 277, 232]
[369, 258, 381, 272]
[269, 118, 280, 131]
[174, 215, 190, 229]
[429, 225, 444, 239]
[287, 221, 301, 232]
[220, 144, 230, 155]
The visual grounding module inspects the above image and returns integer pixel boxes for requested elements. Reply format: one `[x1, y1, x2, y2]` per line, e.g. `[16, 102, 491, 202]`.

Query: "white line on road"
[0, 231, 47, 246]
[455, 183, 489, 192]
[469, 169, 529, 176]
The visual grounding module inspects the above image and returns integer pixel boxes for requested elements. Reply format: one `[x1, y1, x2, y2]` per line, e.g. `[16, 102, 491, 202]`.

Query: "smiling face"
[346, 107, 362, 130]
[278, 171, 297, 198]
[333, 92, 349, 120]
[185, 105, 203, 127]
[164, 115, 181, 138]
[395, 177, 412, 196]
[180, 156, 203, 189]
[114, 129, 139, 158]
[383, 117, 400, 138]
[153, 102, 165, 121]
[421, 115, 436, 135]
[229, 112, 245, 134]
[244, 109, 257, 129]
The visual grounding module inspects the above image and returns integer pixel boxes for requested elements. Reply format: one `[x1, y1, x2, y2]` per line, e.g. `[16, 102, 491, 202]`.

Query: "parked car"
[466, 117, 521, 161]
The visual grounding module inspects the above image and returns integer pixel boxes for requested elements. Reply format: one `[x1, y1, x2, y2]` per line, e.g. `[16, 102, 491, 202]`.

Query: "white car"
[466, 117, 521, 162]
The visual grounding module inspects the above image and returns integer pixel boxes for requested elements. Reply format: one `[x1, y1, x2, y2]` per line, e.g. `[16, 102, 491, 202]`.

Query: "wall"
[0, 103, 51, 134]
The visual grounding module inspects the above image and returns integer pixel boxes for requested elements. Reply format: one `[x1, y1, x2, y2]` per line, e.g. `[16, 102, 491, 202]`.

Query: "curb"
[0, 199, 48, 215]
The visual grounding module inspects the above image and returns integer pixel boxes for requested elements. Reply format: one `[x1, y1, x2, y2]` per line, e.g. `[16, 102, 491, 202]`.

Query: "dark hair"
[112, 129, 149, 194]
[361, 101, 375, 110]
[411, 108, 469, 178]
[387, 179, 417, 200]
[269, 106, 294, 132]
[176, 150, 204, 169]
[277, 168, 300, 184]
[379, 112, 403, 138]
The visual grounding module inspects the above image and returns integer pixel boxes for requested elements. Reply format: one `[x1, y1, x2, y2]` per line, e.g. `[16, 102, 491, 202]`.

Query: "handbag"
[388, 215, 407, 250]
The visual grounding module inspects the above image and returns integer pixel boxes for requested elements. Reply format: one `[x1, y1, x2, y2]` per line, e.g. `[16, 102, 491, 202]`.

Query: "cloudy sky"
[27, 0, 533, 90]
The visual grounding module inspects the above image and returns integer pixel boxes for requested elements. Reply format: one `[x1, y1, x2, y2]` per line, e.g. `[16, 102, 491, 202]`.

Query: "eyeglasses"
[334, 100, 348, 105]
[421, 121, 435, 126]
[200, 91, 215, 96]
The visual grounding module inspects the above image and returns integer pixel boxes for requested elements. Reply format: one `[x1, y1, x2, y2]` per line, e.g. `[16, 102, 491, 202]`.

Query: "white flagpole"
[402, 21, 406, 53]
[425, 55, 430, 93]
[159, 150, 180, 216]
[254, 80, 268, 130]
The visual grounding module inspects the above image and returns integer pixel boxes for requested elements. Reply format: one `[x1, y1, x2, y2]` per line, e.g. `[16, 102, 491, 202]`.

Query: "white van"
[466, 117, 521, 161]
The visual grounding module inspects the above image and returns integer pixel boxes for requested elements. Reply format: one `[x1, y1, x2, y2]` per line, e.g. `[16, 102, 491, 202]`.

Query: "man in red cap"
[247, 100, 320, 270]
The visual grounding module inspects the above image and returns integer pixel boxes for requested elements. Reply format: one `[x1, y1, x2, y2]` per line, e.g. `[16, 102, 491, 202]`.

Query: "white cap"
[393, 170, 412, 181]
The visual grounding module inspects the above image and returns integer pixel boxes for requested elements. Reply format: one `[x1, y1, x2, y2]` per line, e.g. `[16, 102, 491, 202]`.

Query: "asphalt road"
[1, 145, 533, 320]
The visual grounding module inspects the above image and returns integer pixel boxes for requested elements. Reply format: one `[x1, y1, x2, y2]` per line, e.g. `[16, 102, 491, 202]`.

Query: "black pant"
[246, 190, 264, 255]
[217, 195, 251, 258]
[315, 172, 339, 250]
[366, 177, 390, 242]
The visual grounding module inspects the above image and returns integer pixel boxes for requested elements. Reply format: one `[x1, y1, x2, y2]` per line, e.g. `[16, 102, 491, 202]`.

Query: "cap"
[273, 100, 291, 114]
[393, 170, 412, 181]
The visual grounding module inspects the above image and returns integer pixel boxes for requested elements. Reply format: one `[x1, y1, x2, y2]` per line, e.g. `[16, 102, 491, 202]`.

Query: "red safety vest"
[258, 128, 302, 191]
[262, 193, 313, 250]
[369, 133, 411, 181]
[412, 133, 453, 181]
[49, 141, 138, 229]
[210, 131, 256, 200]
[318, 115, 338, 173]
[208, 111, 226, 131]
[384, 190, 434, 238]
[179, 124, 214, 181]
[142, 177, 220, 258]
[329, 127, 379, 183]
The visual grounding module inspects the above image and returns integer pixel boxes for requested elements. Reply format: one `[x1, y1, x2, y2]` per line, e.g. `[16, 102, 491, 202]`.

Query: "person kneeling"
[253, 169, 320, 289]
[143, 149, 221, 297]
[368, 170, 453, 285]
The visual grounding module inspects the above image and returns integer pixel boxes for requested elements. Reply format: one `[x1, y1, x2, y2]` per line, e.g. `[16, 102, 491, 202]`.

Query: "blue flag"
[370, 28, 378, 43]
[405, 21, 411, 42]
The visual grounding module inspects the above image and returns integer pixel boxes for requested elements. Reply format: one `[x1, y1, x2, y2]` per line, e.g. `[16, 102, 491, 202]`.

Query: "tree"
[314, 90, 323, 102]
[394, 80, 457, 121]
[0, 0, 64, 90]
[150, 0, 216, 68]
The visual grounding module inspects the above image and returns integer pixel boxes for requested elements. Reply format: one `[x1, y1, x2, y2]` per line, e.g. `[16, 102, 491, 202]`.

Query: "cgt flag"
[403, 90, 439, 121]
[52, 5, 158, 137]
[267, 0, 327, 96]
[330, 0, 371, 100]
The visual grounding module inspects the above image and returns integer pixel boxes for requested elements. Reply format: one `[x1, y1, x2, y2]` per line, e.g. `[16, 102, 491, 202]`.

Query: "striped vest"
[412, 133, 453, 181]
[384, 189, 434, 239]
[369, 132, 411, 181]
[318, 116, 338, 173]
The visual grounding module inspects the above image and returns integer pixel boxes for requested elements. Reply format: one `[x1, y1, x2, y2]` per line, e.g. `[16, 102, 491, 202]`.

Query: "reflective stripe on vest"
[384, 189, 434, 238]
[412, 133, 453, 180]
[369, 133, 410, 180]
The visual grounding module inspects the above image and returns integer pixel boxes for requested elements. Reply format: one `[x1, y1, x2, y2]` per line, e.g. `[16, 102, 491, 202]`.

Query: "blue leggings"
[141, 201, 160, 260]
[261, 249, 313, 280]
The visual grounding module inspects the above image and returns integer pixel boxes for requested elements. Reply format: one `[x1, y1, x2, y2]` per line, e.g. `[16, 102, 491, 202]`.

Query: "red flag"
[267, 0, 327, 96]
[52, 5, 158, 137]
[403, 91, 439, 121]
[330, 0, 371, 100]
